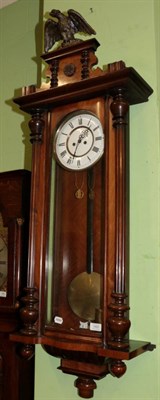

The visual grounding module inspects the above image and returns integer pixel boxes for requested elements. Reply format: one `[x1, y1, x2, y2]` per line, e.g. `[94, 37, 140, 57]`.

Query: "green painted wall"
[0, 0, 159, 399]
[0, 0, 41, 171]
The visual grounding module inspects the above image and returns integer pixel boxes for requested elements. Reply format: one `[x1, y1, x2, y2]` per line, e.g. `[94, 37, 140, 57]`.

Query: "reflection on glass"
[0, 213, 8, 297]
[47, 160, 56, 321]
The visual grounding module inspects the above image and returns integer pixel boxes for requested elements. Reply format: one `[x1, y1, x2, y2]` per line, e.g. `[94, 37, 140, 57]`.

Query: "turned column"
[107, 88, 130, 377]
[20, 109, 45, 339]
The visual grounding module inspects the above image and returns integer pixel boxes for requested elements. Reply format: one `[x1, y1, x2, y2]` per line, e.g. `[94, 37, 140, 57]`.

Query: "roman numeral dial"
[54, 110, 104, 171]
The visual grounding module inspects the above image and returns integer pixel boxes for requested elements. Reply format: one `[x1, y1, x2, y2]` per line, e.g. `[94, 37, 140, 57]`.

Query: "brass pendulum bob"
[67, 168, 102, 321]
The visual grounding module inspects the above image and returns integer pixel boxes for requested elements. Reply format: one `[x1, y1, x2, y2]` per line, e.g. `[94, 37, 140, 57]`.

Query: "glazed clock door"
[44, 98, 107, 341]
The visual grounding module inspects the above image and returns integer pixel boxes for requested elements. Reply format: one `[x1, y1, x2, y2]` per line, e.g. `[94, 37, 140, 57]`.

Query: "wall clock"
[11, 9, 155, 398]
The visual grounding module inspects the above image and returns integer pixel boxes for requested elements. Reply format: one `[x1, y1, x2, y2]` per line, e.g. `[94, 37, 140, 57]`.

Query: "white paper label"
[54, 316, 63, 324]
[0, 291, 6, 298]
[79, 321, 89, 329]
[90, 322, 102, 332]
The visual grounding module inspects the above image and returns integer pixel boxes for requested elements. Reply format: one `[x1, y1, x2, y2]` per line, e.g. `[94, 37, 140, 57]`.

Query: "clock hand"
[73, 129, 89, 158]
[72, 129, 86, 157]
[73, 137, 81, 158]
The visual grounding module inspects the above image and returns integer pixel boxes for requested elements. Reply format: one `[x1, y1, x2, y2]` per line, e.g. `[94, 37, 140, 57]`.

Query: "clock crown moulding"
[10, 8, 155, 400]
[20, 40, 152, 106]
[19, 8, 153, 97]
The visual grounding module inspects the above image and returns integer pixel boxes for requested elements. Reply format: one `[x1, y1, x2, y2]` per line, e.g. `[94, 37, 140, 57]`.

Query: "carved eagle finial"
[44, 9, 96, 52]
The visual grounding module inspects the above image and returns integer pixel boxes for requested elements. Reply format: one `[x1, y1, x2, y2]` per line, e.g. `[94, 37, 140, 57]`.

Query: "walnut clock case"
[0, 170, 34, 400]
[11, 22, 155, 399]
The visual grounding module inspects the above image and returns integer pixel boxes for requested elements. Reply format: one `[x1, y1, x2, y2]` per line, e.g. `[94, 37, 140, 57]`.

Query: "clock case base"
[10, 39, 155, 398]
[11, 332, 155, 398]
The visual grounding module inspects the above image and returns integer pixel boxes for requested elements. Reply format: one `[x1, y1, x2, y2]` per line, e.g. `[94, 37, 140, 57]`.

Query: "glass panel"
[46, 160, 56, 322]
[47, 159, 104, 335]
[0, 213, 8, 297]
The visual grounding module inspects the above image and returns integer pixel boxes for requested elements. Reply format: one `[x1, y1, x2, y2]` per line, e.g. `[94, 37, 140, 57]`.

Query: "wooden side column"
[107, 89, 130, 377]
[19, 109, 45, 346]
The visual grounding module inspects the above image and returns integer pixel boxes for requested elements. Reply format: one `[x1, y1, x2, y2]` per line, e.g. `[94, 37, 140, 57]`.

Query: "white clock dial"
[54, 111, 104, 170]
